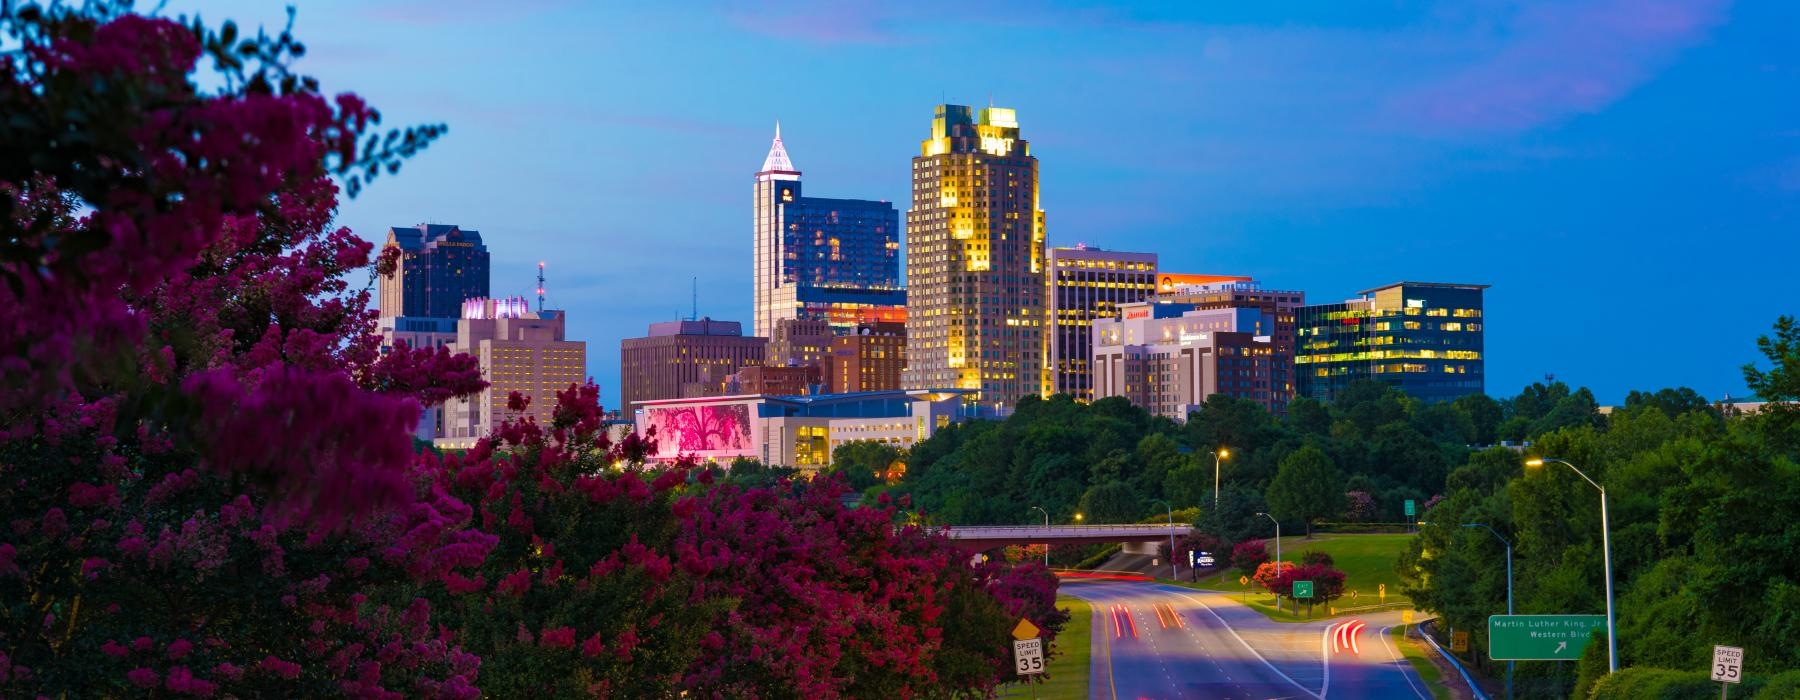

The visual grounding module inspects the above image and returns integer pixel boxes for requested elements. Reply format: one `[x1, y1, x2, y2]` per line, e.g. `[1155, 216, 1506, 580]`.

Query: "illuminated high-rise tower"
[902, 104, 1047, 407]
[752, 124, 903, 340]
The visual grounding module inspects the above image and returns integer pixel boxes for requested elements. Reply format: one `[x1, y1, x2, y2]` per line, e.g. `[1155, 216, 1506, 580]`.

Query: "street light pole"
[1465, 522, 1515, 700]
[1255, 511, 1280, 609]
[1212, 448, 1231, 510]
[1528, 457, 1616, 674]
[1152, 500, 1177, 581]
[1030, 506, 1049, 567]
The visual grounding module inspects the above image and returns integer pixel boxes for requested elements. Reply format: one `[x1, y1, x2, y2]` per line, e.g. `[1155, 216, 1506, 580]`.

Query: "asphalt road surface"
[1062, 579, 1436, 700]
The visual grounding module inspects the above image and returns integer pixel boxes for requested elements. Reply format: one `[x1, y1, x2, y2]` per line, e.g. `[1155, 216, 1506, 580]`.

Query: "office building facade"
[1155, 280, 1303, 414]
[902, 104, 1047, 407]
[767, 317, 834, 370]
[829, 321, 907, 394]
[1092, 302, 1279, 419]
[1047, 246, 1158, 401]
[439, 299, 587, 444]
[1296, 282, 1487, 404]
[619, 318, 766, 410]
[753, 125, 904, 339]
[378, 224, 490, 320]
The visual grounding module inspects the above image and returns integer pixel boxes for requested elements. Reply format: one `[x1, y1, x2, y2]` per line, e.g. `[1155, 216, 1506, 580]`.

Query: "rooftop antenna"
[690, 277, 698, 321]
[536, 261, 546, 313]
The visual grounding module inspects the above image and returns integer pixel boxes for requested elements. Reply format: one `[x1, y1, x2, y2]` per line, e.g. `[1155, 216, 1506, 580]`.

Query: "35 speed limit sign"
[1711, 645, 1743, 684]
[1014, 637, 1044, 675]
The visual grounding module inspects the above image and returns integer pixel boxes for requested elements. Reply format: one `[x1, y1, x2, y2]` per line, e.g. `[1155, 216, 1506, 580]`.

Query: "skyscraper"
[829, 321, 906, 394]
[378, 224, 490, 320]
[1295, 282, 1487, 403]
[752, 125, 904, 339]
[902, 104, 1047, 407]
[1047, 246, 1158, 401]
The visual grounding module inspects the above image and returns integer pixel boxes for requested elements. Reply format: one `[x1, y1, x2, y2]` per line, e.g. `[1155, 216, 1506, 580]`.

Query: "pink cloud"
[1389, 0, 1731, 133]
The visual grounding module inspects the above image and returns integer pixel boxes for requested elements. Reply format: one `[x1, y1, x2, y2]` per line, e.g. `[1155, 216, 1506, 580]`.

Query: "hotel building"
[439, 297, 587, 445]
[1092, 301, 1279, 419]
[902, 104, 1047, 408]
[1295, 282, 1487, 404]
[619, 318, 766, 410]
[1155, 280, 1303, 414]
[829, 321, 907, 394]
[1046, 246, 1158, 401]
[753, 125, 904, 339]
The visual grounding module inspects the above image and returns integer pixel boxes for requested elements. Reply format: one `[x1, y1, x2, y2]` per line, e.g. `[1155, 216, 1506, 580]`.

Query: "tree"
[1270, 562, 1346, 615]
[827, 440, 902, 491]
[1266, 445, 1343, 537]
[1745, 315, 1800, 447]
[1343, 491, 1377, 522]
[1231, 540, 1268, 577]
[1078, 482, 1142, 524]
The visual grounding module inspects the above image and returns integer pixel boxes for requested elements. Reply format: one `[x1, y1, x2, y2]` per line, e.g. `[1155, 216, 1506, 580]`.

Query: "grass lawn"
[1003, 593, 1092, 699]
[1214, 533, 1417, 622]
[1389, 625, 1452, 700]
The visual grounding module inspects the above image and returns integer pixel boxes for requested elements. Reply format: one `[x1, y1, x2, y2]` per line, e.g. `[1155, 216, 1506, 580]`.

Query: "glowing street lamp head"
[1218, 448, 1231, 459]
[1525, 458, 1546, 467]
[1073, 512, 1084, 522]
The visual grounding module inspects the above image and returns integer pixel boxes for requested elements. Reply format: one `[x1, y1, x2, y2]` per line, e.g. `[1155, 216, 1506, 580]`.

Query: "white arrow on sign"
[1554, 642, 1567, 654]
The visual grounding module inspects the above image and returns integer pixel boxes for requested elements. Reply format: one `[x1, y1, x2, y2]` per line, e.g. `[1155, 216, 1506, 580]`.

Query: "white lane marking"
[1377, 625, 1430, 700]
[1319, 623, 1334, 698]
[1167, 589, 1323, 700]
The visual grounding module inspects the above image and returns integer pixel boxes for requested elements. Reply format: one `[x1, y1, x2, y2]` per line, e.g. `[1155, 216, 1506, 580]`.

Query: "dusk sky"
[177, 0, 1798, 409]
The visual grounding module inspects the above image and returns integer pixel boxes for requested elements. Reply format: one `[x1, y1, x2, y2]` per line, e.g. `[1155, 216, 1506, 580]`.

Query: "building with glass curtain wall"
[378, 224, 490, 320]
[1295, 281, 1487, 404]
[902, 104, 1047, 408]
[1047, 245, 1157, 401]
[753, 124, 904, 339]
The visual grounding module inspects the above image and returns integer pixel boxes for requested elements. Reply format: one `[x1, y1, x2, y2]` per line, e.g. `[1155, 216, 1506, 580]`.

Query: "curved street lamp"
[1152, 499, 1177, 581]
[1527, 457, 1616, 674]
[1464, 522, 1515, 700]
[1212, 448, 1231, 509]
[1029, 506, 1050, 567]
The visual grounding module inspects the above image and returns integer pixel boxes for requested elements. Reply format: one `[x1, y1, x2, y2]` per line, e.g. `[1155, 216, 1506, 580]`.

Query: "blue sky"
[174, 0, 1798, 409]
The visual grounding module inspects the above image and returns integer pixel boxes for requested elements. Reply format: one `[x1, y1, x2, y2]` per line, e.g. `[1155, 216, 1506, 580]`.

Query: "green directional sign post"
[1404, 499, 1416, 517]
[1489, 615, 1607, 661]
[1294, 581, 1314, 599]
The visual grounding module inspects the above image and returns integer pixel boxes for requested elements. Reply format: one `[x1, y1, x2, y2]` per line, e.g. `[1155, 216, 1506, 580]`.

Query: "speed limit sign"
[1014, 637, 1044, 675]
[1711, 645, 1743, 684]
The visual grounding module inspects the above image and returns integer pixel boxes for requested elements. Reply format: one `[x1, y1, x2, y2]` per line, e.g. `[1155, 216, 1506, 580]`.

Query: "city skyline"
[166, 0, 1800, 410]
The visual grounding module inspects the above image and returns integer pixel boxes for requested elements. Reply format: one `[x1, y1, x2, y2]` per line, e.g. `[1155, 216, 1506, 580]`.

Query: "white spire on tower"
[759, 121, 798, 178]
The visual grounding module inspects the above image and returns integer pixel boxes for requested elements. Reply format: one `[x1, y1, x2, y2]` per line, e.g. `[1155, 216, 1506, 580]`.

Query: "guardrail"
[927, 524, 1190, 534]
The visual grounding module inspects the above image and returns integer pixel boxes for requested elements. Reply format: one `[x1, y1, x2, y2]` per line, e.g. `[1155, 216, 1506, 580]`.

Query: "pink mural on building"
[643, 403, 753, 459]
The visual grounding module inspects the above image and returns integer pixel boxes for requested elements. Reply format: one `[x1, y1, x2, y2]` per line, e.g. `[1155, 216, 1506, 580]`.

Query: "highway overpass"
[930, 524, 1192, 552]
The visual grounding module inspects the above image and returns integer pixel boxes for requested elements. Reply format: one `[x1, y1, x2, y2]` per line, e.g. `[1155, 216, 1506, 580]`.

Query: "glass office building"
[378, 224, 490, 320]
[753, 124, 903, 339]
[1047, 246, 1157, 401]
[1296, 282, 1487, 404]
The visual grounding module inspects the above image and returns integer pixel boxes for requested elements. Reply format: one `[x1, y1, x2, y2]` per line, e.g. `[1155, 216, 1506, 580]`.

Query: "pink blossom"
[127, 667, 159, 688]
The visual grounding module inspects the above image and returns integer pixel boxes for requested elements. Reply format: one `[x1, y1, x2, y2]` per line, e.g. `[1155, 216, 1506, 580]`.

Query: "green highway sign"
[1489, 615, 1606, 661]
[1294, 581, 1314, 599]
[1404, 499, 1416, 517]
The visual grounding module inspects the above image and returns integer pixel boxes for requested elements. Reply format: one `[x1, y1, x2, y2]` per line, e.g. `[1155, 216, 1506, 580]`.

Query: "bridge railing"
[926, 524, 1191, 537]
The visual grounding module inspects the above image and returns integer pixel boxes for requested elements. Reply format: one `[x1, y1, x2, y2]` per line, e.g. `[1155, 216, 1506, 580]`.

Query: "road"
[1062, 579, 1436, 699]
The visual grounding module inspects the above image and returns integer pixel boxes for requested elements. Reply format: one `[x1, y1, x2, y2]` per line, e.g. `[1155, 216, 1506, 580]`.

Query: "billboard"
[641, 403, 755, 460]
[1157, 273, 1253, 293]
